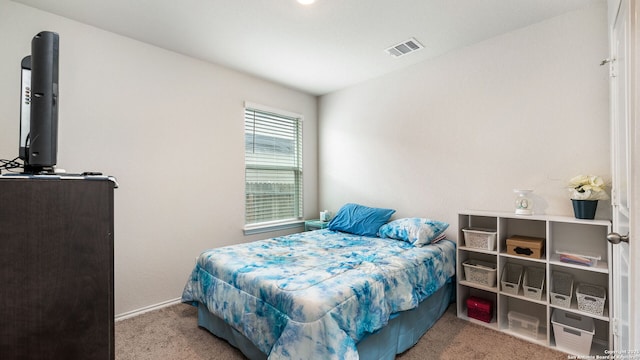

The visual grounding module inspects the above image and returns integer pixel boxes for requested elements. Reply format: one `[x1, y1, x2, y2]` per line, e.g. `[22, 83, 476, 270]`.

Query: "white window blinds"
[244, 105, 303, 225]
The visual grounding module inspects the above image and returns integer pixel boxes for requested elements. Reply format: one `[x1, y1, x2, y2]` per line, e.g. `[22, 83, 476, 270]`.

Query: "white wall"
[0, 0, 318, 316]
[319, 3, 610, 237]
[0, 0, 609, 317]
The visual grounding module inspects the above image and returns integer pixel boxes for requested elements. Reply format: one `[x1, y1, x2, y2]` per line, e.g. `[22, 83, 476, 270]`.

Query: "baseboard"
[115, 297, 182, 322]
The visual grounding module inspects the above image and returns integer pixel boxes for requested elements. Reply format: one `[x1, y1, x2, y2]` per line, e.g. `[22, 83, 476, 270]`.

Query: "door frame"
[630, 0, 639, 349]
[610, 0, 639, 350]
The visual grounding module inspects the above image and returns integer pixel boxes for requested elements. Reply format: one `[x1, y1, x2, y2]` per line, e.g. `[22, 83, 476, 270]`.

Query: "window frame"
[243, 102, 304, 234]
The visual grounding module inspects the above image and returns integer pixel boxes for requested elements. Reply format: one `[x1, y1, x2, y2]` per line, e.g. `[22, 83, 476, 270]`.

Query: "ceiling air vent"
[385, 37, 424, 58]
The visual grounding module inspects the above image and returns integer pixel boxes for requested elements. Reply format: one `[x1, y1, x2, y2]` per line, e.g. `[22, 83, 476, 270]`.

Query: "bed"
[182, 204, 456, 360]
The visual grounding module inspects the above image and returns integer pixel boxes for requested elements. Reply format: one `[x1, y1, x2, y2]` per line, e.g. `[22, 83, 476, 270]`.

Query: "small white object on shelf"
[514, 189, 534, 215]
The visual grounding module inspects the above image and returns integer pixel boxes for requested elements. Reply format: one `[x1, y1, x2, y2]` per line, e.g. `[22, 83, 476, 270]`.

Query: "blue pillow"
[327, 203, 396, 237]
[378, 218, 449, 247]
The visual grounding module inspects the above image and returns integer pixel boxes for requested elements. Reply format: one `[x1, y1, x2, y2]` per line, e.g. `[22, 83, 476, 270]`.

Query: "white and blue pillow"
[378, 217, 449, 246]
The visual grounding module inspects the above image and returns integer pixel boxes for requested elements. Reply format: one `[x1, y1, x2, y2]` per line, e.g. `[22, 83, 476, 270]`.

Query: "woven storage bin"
[576, 283, 606, 316]
[501, 263, 523, 295]
[462, 259, 497, 287]
[550, 271, 574, 308]
[462, 228, 497, 251]
[523, 267, 545, 300]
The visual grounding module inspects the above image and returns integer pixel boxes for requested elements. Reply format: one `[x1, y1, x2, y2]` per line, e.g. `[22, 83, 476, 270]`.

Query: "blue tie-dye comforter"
[181, 229, 456, 360]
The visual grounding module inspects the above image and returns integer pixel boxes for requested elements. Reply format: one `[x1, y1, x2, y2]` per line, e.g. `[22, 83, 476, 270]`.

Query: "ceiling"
[13, 0, 602, 95]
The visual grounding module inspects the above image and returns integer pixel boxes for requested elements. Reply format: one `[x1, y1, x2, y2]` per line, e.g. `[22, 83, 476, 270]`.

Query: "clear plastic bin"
[501, 263, 523, 295]
[523, 267, 545, 300]
[556, 250, 601, 267]
[508, 311, 539, 340]
[550, 271, 573, 308]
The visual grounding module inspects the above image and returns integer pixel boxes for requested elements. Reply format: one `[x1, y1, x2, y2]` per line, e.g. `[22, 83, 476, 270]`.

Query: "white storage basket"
[550, 271, 573, 308]
[462, 228, 497, 251]
[552, 309, 595, 356]
[523, 267, 545, 300]
[576, 283, 606, 316]
[501, 263, 523, 295]
[462, 259, 497, 287]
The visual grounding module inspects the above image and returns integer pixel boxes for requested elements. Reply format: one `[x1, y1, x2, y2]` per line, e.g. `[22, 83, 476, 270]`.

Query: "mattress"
[196, 281, 454, 360]
[182, 229, 456, 359]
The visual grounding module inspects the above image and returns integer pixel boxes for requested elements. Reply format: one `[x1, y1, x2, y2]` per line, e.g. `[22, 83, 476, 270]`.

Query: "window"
[244, 104, 303, 226]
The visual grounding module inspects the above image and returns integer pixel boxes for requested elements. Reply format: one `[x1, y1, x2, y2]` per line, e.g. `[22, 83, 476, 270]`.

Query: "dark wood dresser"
[0, 178, 115, 360]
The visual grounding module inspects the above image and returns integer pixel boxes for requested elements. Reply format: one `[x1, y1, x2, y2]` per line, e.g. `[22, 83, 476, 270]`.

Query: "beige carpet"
[115, 303, 568, 359]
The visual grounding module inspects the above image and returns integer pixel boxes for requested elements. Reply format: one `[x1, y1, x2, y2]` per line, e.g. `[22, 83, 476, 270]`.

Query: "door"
[608, 0, 635, 351]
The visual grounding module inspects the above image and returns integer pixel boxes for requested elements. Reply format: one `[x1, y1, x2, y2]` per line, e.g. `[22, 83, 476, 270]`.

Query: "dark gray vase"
[572, 199, 598, 219]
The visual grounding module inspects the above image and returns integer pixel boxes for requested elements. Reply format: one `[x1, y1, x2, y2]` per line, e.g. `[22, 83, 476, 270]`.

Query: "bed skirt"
[196, 279, 454, 360]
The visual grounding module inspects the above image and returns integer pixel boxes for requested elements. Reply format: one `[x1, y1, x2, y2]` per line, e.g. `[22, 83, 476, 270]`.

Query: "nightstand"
[304, 219, 329, 231]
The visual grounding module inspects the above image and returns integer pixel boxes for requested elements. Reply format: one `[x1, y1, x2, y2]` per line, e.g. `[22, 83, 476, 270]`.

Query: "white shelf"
[458, 307, 500, 331]
[500, 289, 547, 306]
[502, 326, 548, 346]
[500, 252, 547, 264]
[458, 246, 497, 255]
[459, 279, 498, 293]
[459, 210, 610, 226]
[456, 211, 612, 356]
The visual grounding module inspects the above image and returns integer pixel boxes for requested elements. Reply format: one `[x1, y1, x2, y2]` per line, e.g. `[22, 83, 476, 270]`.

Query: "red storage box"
[466, 296, 493, 323]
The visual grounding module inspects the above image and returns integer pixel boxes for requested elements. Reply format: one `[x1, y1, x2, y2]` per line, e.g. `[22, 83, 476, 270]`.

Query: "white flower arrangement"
[568, 175, 610, 201]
